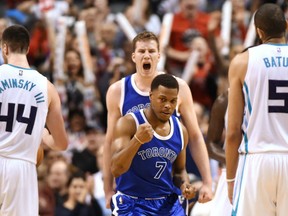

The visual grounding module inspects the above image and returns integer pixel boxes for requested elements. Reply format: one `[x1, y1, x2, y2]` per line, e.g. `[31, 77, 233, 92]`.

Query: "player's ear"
[2, 43, 8, 56]
[132, 52, 136, 63]
[256, 27, 264, 42]
[149, 91, 152, 100]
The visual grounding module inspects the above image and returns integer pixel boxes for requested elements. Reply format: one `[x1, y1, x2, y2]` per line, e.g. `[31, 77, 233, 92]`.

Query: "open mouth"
[143, 63, 151, 70]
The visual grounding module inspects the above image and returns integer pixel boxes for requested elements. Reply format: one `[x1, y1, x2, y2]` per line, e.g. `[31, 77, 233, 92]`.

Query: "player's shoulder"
[173, 75, 191, 93]
[174, 76, 186, 84]
[117, 112, 137, 130]
[106, 79, 124, 108]
[232, 50, 249, 65]
[229, 51, 248, 79]
[107, 78, 123, 94]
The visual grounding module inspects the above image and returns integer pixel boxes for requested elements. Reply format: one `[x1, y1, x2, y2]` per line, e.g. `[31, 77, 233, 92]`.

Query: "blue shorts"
[111, 191, 186, 216]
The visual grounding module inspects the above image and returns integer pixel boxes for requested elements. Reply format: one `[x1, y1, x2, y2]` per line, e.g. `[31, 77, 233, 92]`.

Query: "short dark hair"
[2, 25, 30, 54]
[151, 74, 179, 92]
[254, 3, 286, 38]
[132, 31, 159, 51]
[66, 170, 86, 187]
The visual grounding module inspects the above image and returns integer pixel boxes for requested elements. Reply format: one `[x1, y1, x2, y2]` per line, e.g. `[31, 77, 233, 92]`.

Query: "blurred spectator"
[230, 0, 251, 46]
[38, 171, 56, 216]
[64, 109, 88, 162]
[0, 1, 273, 215]
[71, 130, 105, 175]
[91, 145, 112, 216]
[28, 19, 50, 70]
[63, 49, 85, 110]
[97, 39, 135, 129]
[79, 6, 99, 52]
[45, 150, 67, 168]
[62, 48, 103, 129]
[47, 159, 71, 207]
[157, 0, 180, 17]
[108, 0, 131, 13]
[0, 18, 8, 65]
[187, 36, 217, 109]
[207, 10, 245, 96]
[55, 171, 103, 216]
[95, 21, 123, 75]
[124, 0, 162, 35]
[165, 0, 213, 76]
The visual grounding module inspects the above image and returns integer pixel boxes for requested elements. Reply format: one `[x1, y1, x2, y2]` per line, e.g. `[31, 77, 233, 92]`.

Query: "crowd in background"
[0, 0, 287, 215]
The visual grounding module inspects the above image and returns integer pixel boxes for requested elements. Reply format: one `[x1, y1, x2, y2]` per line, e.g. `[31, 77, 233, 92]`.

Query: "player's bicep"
[207, 94, 227, 142]
[105, 82, 122, 144]
[111, 115, 135, 157]
[228, 55, 246, 131]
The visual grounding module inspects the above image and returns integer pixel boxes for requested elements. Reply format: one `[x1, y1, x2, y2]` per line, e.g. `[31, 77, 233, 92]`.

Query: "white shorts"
[232, 153, 288, 216]
[0, 156, 38, 216]
[209, 169, 232, 216]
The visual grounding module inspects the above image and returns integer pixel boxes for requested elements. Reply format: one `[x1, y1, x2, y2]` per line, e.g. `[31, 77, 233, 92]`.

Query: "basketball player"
[103, 31, 213, 209]
[206, 90, 232, 216]
[111, 74, 196, 215]
[226, 4, 288, 215]
[0, 25, 68, 215]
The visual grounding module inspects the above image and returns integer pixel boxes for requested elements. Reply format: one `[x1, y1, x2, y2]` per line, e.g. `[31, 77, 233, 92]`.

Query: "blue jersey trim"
[233, 154, 247, 216]
[243, 82, 252, 114]
[7, 64, 33, 70]
[244, 133, 248, 153]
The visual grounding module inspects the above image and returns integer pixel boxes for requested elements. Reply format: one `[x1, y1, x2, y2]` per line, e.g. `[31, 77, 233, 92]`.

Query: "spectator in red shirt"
[165, 0, 213, 76]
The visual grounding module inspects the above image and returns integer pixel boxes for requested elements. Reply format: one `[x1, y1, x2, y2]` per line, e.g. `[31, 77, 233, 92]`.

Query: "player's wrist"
[226, 178, 235, 183]
[134, 135, 144, 144]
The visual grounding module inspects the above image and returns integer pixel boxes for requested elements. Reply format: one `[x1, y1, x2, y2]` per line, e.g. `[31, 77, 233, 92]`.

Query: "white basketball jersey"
[239, 44, 288, 153]
[0, 64, 48, 163]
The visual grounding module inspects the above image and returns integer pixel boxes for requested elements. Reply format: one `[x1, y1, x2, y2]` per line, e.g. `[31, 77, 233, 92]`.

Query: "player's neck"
[143, 108, 170, 130]
[134, 73, 153, 92]
[262, 37, 286, 45]
[7, 54, 30, 69]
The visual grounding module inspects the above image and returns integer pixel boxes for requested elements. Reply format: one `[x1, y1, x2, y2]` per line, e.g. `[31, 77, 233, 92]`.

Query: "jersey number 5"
[268, 80, 288, 113]
[0, 103, 37, 135]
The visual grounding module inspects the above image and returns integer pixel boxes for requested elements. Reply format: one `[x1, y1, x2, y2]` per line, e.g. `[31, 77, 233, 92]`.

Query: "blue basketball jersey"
[120, 74, 180, 117]
[116, 109, 184, 198]
[120, 75, 150, 116]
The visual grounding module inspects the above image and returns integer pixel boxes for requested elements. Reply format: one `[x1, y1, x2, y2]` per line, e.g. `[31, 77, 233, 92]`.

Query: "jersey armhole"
[129, 113, 139, 129]
[119, 77, 125, 116]
[175, 117, 184, 150]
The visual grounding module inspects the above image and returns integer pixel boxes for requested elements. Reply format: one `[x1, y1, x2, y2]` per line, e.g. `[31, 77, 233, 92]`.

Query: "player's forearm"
[111, 139, 141, 177]
[103, 141, 114, 193]
[42, 128, 68, 151]
[207, 141, 226, 164]
[225, 131, 242, 179]
[189, 139, 212, 185]
[176, 169, 190, 185]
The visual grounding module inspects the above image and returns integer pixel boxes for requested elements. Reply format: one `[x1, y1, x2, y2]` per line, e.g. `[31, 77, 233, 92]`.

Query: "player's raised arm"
[111, 115, 153, 177]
